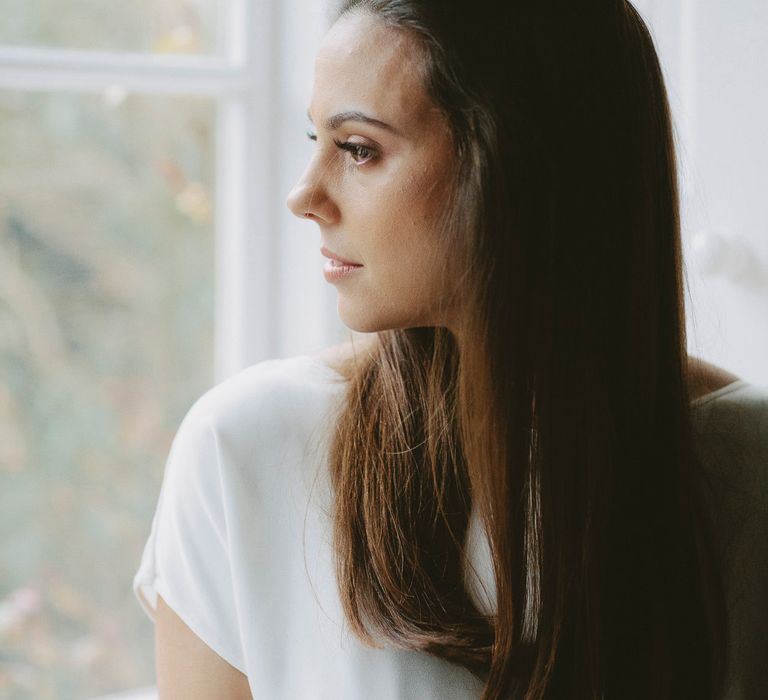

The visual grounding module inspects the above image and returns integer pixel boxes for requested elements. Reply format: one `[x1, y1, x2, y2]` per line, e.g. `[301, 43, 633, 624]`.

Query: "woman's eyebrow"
[306, 108, 402, 136]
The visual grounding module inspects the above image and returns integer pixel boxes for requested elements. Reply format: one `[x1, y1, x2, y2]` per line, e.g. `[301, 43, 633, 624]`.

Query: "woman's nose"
[286, 167, 340, 224]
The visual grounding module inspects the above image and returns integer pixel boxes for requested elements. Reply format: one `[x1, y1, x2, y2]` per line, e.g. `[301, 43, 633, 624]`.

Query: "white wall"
[631, 0, 767, 385]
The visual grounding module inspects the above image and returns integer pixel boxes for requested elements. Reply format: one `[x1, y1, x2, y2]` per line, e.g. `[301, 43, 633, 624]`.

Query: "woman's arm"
[155, 594, 252, 699]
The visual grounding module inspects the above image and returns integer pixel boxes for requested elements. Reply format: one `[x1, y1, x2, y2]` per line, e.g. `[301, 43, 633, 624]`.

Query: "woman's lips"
[320, 246, 362, 266]
[323, 258, 363, 283]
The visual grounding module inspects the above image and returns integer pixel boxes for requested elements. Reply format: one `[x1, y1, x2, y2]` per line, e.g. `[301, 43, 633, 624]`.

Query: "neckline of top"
[302, 354, 749, 406]
[689, 379, 749, 406]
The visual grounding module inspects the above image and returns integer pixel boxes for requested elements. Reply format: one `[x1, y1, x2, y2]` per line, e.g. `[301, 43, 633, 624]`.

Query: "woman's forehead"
[311, 12, 436, 135]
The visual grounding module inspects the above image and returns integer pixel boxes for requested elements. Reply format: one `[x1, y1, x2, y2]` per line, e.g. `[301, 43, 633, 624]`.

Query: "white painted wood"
[0, 47, 250, 95]
[214, 0, 280, 379]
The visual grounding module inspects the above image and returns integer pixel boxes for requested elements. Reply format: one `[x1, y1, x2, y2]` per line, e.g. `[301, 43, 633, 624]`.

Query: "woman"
[134, 1, 767, 698]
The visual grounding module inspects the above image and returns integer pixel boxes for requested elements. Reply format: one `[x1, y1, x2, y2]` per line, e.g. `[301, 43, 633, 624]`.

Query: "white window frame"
[0, 7, 297, 697]
[0, 0, 280, 383]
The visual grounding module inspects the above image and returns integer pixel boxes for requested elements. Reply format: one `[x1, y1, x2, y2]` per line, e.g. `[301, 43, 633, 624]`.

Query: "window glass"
[0, 0, 219, 54]
[0, 89, 215, 698]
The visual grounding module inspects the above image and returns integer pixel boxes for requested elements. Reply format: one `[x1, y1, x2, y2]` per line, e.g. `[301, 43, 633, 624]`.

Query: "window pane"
[0, 0, 219, 54]
[0, 90, 215, 697]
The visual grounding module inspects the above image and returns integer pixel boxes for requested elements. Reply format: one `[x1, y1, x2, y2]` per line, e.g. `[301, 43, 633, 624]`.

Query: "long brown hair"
[325, 1, 728, 697]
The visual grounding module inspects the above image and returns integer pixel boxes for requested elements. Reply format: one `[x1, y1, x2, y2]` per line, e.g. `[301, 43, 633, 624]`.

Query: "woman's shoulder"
[690, 374, 768, 505]
[183, 352, 349, 450]
[686, 357, 767, 454]
[689, 368, 768, 431]
[687, 355, 742, 402]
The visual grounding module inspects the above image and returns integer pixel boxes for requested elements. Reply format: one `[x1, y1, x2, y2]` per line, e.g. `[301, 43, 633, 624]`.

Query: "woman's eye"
[305, 130, 376, 165]
[333, 139, 377, 165]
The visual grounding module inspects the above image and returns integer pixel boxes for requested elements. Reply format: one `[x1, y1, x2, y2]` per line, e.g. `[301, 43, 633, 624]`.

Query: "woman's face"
[286, 10, 457, 334]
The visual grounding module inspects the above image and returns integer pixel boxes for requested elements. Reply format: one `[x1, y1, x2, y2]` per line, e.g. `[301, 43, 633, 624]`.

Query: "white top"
[133, 354, 768, 699]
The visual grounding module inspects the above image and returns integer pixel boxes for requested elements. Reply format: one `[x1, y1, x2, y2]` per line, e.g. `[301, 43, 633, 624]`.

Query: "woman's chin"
[338, 314, 385, 335]
[337, 301, 390, 335]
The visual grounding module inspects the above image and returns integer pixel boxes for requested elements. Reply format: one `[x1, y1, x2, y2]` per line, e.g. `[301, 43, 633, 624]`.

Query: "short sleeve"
[132, 395, 247, 674]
